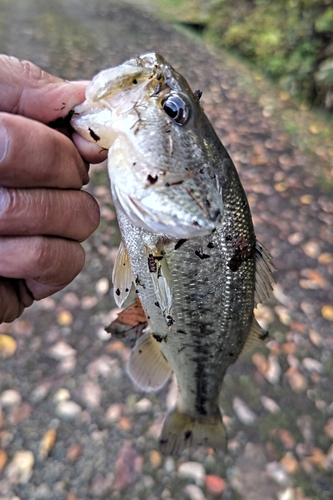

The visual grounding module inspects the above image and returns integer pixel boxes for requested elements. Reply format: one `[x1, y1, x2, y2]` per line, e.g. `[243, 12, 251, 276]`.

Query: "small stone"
[205, 475, 226, 496]
[58, 356, 76, 373]
[47, 341, 76, 360]
[278, 488, 295, 500]
[324, 418, 333, 439]
[178, 461, 205, 486]
[105, 403, 123, 423]
[308, 330, 322, 347]
[308, 447, 329, 469]
[266, 461, 290, 486]
[6, 450, 34, 484]
[53, 388, 71, 403]
[285, 368, 308, 392]
[96, 277, 109, 296]
[79, 381, 101, 409]
[164, 456, 175, 474]
[149, 450, 162, 468]
[96, 327, 111, 341]
[57, 310, 73, 326]
[302, 241, 321, 259]
[56, 401, 82, 420]
[39, 429, 57, 459]
[117, 417, 132, 432]
[184, 484, 206, 500]
[302, 358, 324, 373]
[261, 396, 281, 414]
[0, 334, 17, 358]
[81, 296, 98, 309]
[66, 443, 82, 462]
[318, 253, 333, 265]
[9, 403, 33, 425]
[0, 389, 21, 408]
[30, 383, 51, 403]
[233, 397, 257, 426]
[134, 398, 152, 413]
[278, 429, 296, 450]
[265, 355, 282, 384]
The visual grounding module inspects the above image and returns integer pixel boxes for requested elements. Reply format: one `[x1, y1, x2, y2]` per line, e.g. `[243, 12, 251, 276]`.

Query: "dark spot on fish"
[192, 221, 201, 227]
[177, 329, 187, 334]
[195, 250, 210, 260]
[133, 79, 138, 84]
[89, 128, 100, 141]
[205, 198, 211, 207]
[259, 330, 269, 341]
[165, 179, 184, 187]
[228, 235, 255, 272]
[138, 350, 142, 354]
[174, 239, 187, 250]
[178, 346, 186, 353]
[194, 89, 202, 100]
[229, 352, 234, 357]
[159, 438, 168, 444]
[207, 242, 214, 249]
[135, 275, 145, 288]
[226, 235, 232, 242]
[153, 334, 164, 342]
[147, 174, 158, 184]
[150, 83, 162, 97]
[155, 301, 160, 308]
[135, 289, 139, 293]
[125, 288, 129, 292]
[184, 430, 192, 440]
[148, 254, 157, 273]
[166, 315, 174, 326]
[115, 288, 120, 296]
[133, 162, 136, 166]
[157, 265, 162, 278]
[154, 255, 164, 261]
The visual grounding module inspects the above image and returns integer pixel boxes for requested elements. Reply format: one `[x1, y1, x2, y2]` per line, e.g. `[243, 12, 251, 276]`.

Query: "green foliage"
[204, 0, 333, 112]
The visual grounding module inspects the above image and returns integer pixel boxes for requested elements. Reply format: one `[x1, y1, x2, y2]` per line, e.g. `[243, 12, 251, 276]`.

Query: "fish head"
[71, 53, 224, 239]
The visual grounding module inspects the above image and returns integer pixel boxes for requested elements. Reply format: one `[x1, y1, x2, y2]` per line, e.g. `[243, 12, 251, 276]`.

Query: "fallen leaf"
[205, 475, 227, 496]
[0, 334, 17, 358]
[57, 310, 73, 326]
[113, 441, 143, 491]
[149, 450, 162, 468]
[280, 452, 299, 474]
[66, 443, 82, 462]
[40, 429, 57, 459]
[324, 419, 333, 439]
[0, 449, 7, 471]
[322, 305, 333, 321]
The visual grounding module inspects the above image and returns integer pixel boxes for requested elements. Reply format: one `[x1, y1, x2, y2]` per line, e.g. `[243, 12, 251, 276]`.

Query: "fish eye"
[162, 94, 190, 125]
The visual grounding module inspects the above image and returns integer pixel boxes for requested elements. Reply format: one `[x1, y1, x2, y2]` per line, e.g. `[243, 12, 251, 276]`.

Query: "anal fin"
[240, 317, 269, 356]
[128, 331, 172, 392]
[160, 405, 227, 455]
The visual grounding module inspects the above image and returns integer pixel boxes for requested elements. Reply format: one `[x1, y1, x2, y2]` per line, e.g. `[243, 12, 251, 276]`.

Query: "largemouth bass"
[71, 53, 274, 455]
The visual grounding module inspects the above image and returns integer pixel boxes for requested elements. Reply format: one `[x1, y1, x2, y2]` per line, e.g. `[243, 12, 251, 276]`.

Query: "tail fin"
[159, 405, 227, 455]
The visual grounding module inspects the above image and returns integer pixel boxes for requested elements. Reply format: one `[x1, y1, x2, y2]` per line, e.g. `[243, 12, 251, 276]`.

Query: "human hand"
[0, 55, 108, 323]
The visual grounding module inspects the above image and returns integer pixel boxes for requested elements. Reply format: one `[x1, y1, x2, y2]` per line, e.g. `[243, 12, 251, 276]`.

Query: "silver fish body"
[71, 53, 274, 455]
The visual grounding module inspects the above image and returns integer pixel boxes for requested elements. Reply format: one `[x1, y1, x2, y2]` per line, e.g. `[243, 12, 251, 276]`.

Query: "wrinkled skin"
[0, 55, 107, 323]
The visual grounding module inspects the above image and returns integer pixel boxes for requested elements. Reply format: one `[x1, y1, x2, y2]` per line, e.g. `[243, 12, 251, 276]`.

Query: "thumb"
[0, 55, 87, 122]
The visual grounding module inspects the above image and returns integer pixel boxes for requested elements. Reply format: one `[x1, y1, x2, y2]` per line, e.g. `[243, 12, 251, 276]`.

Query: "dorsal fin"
[128, 332, 172, 392]
[112, 240, 134, 307]
[255, 240, 275, 306]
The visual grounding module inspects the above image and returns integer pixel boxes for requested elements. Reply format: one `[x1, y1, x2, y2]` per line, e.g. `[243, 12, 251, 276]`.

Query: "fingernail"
[0, 121, 8, 163]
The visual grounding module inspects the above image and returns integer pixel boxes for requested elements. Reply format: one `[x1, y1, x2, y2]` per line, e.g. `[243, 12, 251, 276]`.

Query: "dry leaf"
[40, 429, 57, 459]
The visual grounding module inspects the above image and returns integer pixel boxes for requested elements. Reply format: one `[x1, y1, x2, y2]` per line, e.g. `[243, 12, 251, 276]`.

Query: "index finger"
[0, 55, 86, 122]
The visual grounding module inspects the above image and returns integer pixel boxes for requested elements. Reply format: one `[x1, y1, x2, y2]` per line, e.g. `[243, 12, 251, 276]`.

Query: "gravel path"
[0, 1, 333, 499]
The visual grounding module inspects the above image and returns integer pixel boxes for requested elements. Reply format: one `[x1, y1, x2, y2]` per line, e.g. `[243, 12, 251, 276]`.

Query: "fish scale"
[71, 52, 274, 455]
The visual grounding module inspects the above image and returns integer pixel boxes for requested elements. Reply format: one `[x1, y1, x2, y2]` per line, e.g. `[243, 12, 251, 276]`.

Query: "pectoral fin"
[112, 240, 133, 307]
[128, 332, 172, 392]
[160, 405, 227, 455]
[146, 248, 173, 317]
[255, 240, 275, 306]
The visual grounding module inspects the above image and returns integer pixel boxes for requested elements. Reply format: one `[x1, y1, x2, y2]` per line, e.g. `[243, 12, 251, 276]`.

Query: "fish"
[71, 53, 274, 455]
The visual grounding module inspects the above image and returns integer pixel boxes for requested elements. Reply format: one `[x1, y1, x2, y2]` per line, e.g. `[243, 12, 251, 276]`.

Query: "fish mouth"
[112, 181, 221, 239]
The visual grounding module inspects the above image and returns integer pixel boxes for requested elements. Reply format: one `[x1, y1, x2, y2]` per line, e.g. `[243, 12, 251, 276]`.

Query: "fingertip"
[72, 132, 108, 164]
